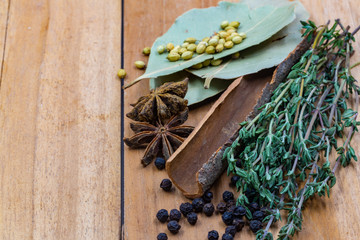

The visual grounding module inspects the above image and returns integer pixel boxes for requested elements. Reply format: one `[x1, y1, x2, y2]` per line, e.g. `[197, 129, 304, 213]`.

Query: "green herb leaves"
[225, 20, 360, 240]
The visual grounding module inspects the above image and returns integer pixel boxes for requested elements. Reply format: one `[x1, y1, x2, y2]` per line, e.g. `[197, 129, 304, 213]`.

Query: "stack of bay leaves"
[125, 0, 309, 107]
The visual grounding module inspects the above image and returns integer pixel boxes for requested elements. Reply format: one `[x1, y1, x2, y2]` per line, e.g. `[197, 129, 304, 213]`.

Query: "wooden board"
[123, 1, 360, 240]
[0, 1, 121, 239]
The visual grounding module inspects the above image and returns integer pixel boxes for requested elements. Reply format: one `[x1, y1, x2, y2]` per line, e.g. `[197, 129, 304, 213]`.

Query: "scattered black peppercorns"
[167, 220, 181, 234]
[156, 209, 169, 223]
[160, 179, 172, 192]
[208, 230, 219, 240]
[225, 225, 237, 237]
[186, 212, 198, 225]
[192, 198, 205, 213]
[222, 191, 234, 202]
[230, 176, 240, 186]
[249, 220, 263, 233]
[180, 202, 193, 217]
[217, 202, 227, 214]
[157, 232, 168, 240]
[253, 210, 265, 221]
[232, 218, 245, 232]
[222, 211, 234, 225]
[233, 206, 246, 218]
[222, 233, 234, 240]
[226, 200, 236, 212]
[169, 209, 181, 222]
[235, 159, 242, 168]
[203, 203, 215, 216]
[154, 157, 166, 170]
[202, 191, 214, 203]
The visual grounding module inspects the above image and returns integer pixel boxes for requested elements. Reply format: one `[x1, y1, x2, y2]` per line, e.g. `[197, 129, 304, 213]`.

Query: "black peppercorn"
[169, 209, 181, 222]
[248, 202, 260, 213]
[157, 232, 168, 240]
[167, 220, 181, 234]
[186, 212, 198, 225]
[202, 190, 214, 203]
[216, 202, 227, 214]
[225, 225, 237, 237]
[192, 198, 205, 213]
[222, 233, 234, 240]
[230, 176, 240, 186]
[156, 209, 169, 223]
[160, 179, 172, 192]
[180, 202, 193, 216]
[222, 191, 234, 202]
[235, 159, 242, 168]
[208, 230, 219, 240]
[232, 218, 245, 232]
[233, 206, 246, 218]
[203, 203, 215, 216]
[222, 211, 234, 225]
[253, 210, 265, 221]
[249, 220, 263, 233]
[244, 188, 256, 202]
[226, 200, 236, 212]
[154, 157, 166, 170]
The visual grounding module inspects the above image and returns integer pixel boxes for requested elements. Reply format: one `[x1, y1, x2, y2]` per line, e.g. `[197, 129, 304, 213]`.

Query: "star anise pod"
[124, 108, 194, 166]
[126, 78, 188, 124]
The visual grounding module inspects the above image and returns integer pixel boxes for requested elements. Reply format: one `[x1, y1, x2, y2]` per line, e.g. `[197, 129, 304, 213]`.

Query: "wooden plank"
[0, 0, 121, 239]
[123, 0, 360, 239]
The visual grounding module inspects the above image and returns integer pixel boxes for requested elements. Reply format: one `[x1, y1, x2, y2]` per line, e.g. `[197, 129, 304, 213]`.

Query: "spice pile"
[155, 20, 245, 66]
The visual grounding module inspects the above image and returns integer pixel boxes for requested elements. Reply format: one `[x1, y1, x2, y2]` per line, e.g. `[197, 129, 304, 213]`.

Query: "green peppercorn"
[227, 28, 236, 34]
[224, 41, 234, 49]
[117, 69, 126, 78]
[187, 43, 197, 52]
[142, 47, 151, 55]
[196, 43, 206, 54]
[208, 38, 219, 46]
[134, 60, 146, 69]
[179, 47, 187, 55]
[166, 43, 174, 52]
[185, 37, 197, 43]
[170, 45, 181, 54]
[221, 20, 229, 29]
[232, 36, 242, 44]
[219, 31, 229, 39]
[203, 59, 211, 67]
[216, 43, 224, 53]
[219, 39, 225, 45]
[181, 51, 193, 60]
[167, 52, 180, 62]
[182, 42, 189, 48]
[232, 52, 240, 59]
[157, 45, 165, 54]
[238, 32, 247, 39]
[210, 59, 223, 66]
[229, 21, 240, 28]
[225, 26, 236, 31]
[192, 63, 203, 69]
[225, 36, 232, 42]
[205, 45, 215, 54]
[202, 37, 210, 43]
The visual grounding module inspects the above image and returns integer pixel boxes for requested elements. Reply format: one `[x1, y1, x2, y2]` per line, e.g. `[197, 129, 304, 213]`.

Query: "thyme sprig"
[224, 20, 360, 240]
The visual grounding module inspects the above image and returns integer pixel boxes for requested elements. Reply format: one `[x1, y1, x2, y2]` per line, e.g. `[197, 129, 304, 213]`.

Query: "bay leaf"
[149, 72, 233, 106]
[188, 0, 309, 88]
[124, 1, 296, 88]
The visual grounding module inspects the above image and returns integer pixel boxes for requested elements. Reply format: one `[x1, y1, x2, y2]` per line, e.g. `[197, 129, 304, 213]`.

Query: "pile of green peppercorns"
[156, 20, 246, 69]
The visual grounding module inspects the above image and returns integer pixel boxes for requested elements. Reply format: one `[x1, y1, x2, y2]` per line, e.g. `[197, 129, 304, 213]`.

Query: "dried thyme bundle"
[224, 20, 360, 240]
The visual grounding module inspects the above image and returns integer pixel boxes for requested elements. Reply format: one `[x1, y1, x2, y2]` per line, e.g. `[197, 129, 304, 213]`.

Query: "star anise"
[124, 108, 194, 166]
[126, 78, 188, 124]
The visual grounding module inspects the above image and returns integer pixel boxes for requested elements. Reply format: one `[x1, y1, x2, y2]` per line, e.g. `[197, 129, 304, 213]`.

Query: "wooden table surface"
[0, 0, 359, 240]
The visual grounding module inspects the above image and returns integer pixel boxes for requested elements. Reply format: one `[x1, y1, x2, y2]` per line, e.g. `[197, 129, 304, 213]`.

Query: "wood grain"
[123, 0, 360, 240]
[0, 1, 121, 239]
